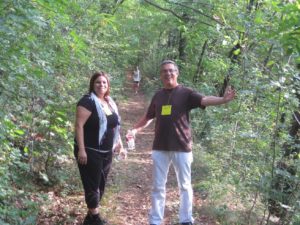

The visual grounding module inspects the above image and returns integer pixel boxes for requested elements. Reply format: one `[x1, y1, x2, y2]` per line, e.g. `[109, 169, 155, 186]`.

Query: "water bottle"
[126, 130, 135, 150]
[116, 148, 128, 161]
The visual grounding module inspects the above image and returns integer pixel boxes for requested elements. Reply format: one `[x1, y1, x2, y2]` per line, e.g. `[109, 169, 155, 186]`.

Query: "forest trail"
[37, 70, 217, 225]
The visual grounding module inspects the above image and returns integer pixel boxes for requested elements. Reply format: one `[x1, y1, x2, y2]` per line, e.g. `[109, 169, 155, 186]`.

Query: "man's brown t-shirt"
[146, 85, 205, 152]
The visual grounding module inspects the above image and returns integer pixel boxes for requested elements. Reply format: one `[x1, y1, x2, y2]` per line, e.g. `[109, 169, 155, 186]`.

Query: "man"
[127, 60, 235, 225]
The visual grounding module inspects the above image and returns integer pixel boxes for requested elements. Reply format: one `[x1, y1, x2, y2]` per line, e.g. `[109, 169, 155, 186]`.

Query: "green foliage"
[0, 0, 128, 223]
[0, 0, 299, 224]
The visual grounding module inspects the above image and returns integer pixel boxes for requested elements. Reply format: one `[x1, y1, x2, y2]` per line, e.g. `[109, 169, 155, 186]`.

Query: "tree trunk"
[193, 40, 208, 82]
[178, 30, 187, 62]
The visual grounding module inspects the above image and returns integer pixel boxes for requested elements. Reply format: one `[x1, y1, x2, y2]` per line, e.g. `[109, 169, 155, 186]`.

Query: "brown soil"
[37, 70, 217, 225]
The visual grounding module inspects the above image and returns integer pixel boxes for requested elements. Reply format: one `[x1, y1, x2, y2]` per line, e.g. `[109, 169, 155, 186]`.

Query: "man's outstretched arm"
[201, 86, 236, 106]
[128, 114, 153, 137]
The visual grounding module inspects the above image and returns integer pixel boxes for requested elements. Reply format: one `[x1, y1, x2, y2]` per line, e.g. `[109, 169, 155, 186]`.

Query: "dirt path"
[37, 70, 217, 225]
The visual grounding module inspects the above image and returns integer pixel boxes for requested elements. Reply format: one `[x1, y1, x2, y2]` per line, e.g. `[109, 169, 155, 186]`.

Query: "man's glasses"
[161, 69, 177, 73]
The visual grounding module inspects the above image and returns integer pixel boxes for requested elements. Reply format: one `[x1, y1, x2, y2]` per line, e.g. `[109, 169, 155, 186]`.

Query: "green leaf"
[254, 11, 263, 24]
[23, 146, 29, 154]
[266, 60, 275, 67]
[14, 129, 25, 136]
[233, 48, 240, 55]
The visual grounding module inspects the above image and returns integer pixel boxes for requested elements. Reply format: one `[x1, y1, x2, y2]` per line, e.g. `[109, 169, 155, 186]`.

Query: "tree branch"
[144, 0, 187, 22]
[175, 0, 214, 9]
[166, 0, 224, 26]
[144, 0, 214, 27]
[112, 0, 127, 15]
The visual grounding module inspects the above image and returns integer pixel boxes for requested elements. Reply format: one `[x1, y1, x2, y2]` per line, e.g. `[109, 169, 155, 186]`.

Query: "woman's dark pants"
[75, 148, 112, 208]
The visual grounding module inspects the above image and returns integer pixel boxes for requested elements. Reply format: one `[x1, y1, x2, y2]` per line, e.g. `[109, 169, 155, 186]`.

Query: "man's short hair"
[160, 60, 178, 70]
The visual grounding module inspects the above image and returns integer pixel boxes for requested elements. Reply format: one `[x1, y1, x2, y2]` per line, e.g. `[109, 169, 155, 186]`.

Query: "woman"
[74, 71, 125, 225]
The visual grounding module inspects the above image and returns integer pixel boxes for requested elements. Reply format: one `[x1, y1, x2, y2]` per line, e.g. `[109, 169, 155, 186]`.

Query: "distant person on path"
[74, 71, 125, 225]
[127, 60, 235, 225]
[133, 66, 141, 94]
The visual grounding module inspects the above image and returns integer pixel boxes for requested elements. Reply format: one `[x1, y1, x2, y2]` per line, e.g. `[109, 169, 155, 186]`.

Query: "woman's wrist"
[78, 147, 85, 152]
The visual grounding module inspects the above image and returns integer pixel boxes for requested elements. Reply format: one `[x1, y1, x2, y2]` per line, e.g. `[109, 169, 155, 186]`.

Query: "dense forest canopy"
[0, 0, 299, 224]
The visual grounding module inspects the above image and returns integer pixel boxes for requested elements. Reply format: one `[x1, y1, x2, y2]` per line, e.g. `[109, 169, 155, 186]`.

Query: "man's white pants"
[149, 150, 194, 225]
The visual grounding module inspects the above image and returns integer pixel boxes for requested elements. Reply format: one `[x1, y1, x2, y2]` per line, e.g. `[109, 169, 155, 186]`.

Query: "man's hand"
[223, 86, 236, 103]
[126, 129, 137, 140]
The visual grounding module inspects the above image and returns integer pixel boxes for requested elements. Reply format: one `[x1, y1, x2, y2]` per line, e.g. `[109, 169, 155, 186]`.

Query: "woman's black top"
[75, 95, 119, 151]
[100, 112, 119, 150]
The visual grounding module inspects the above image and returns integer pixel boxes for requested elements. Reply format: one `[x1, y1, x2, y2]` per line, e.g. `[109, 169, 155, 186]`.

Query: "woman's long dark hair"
[89, 71, 110, 99]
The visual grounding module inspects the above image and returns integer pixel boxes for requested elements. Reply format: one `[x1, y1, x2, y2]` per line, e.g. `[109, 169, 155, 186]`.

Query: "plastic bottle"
[116, 148, 128, 161]
[126, 130, 135, 150]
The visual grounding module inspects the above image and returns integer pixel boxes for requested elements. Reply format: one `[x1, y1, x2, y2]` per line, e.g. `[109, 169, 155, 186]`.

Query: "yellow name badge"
[161, 105, 172, 115]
